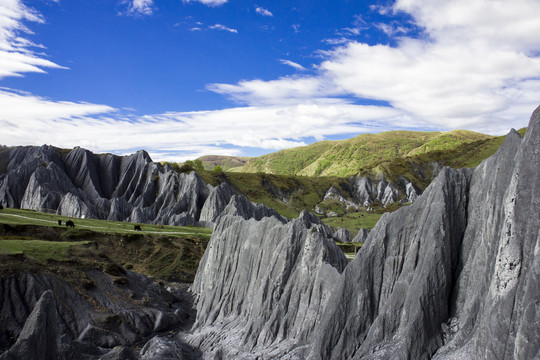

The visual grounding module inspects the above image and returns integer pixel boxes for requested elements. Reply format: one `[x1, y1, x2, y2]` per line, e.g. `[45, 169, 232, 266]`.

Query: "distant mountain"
[196, 155, 249, 171]
[228, 129, 495, 176]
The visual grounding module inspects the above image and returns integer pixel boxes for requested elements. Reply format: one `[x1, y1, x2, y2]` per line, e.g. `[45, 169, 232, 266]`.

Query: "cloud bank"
[207, 0, 540, 134]
[1, 0, 539, 162]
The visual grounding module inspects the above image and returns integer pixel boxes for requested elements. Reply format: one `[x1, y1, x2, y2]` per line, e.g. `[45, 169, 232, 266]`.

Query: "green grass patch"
[0, 208, 212, 240]
[227, 129, 494, 177]
[0, 239, 88, 263]
[322, 211, 382, 235]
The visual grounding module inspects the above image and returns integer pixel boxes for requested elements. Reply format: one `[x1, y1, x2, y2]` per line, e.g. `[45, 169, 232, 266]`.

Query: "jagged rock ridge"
[0, 147, 236, 227]
[190, 106, 540, 359]
[188, 201, 346, 358]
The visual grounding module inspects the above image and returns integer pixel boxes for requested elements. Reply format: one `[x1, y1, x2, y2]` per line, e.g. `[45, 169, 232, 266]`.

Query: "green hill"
[197, 155, 250, 171]
[229, 129, 494, 177]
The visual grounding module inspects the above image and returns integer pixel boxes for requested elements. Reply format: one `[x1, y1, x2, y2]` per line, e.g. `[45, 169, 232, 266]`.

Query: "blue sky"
[1, 0, 539, 162]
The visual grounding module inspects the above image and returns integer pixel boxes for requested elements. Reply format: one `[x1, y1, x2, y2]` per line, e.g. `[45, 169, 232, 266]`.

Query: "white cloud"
[208, 24, 237, 33]
[1, 0, 539, 165]
[183, 0, 227, 7]
[120, 0, 154, 16]
[207, 76, 345, 106]
[255, 6, 273, 17]
[323, 37, 349, 45]
[0, 87, 414, 162]
[206, 0, 540, 133]
[279, 59, 306, 71]
[0, 0, 65, 79]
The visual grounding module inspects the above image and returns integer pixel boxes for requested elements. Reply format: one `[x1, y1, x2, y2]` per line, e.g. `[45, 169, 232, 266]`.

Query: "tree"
[193, 159, 204, 171]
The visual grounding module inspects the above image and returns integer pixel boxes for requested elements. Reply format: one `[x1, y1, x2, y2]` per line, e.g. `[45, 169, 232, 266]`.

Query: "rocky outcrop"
[322, 186, 359, 211]
[352, 227, 369, 243]
[0, 270, 194, 360]
[188, 197, 347, 358]
[189, 106, 540, 359]
[0, 290, 61, 360]
[316, 175, 421, 215]
[198, 182, 235, 226]
[333, 228, 350, 243]
[0, 146, 228, 226]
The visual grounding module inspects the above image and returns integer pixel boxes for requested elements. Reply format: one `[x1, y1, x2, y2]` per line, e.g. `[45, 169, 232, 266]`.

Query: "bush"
[213, 165, 223, 174]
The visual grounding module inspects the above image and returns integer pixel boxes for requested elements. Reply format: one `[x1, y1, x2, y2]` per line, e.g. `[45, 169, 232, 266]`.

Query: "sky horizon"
[0, 0, 539, 162]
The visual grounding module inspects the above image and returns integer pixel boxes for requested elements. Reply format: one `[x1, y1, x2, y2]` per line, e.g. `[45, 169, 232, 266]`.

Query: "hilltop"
[223, 129, 494, 177]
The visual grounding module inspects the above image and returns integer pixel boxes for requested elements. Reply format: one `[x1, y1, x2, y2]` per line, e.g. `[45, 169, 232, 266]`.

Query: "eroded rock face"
[317, 175, 422, 214]
[189, 198, 348, 359]
[0, 147, 225, 226]
[189, 106, 540, 359]
[0, 270, 193, 360]
[0, 290, 60, 360]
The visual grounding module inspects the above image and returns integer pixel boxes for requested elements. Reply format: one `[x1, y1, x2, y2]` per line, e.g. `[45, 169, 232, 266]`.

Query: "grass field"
[0, 238, 89, 263]
[0, 208, 212, 281]
[322, 211, 382, 236]
[0, 208, 212, 239]
[228, 129, 495, 177]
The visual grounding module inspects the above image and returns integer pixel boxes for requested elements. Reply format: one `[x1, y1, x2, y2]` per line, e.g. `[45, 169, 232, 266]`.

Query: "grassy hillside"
[362, 128, 527, 188]
[229, 129, 494, 177]
[0, 208, 211, 281]
[197, 155, 250, 171]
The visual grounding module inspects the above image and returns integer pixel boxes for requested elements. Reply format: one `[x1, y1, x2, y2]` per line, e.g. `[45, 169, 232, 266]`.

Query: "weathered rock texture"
[0, 147, 226, 226]
[189, 106, 540, 359]
[188, 199, 347, 358]
[0, 269, 195, 360]
[316, 175, 421, 216]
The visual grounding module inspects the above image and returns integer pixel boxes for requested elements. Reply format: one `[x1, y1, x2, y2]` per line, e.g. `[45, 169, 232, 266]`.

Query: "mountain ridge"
[223, 129, 494, 177]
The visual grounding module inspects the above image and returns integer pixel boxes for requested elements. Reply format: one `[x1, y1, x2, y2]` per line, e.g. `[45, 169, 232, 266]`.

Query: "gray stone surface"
[352, 227, 369, 243]
[189, 196, 347, 358]
[333, 228, 350, 243]
[0, 146, 223, 226]
[0, 290, 61, 360]
[0, 270, 194, 359]
[189, 107, 540, 359]
[198, 182, 235, 226]
[140, 336, 183, 359]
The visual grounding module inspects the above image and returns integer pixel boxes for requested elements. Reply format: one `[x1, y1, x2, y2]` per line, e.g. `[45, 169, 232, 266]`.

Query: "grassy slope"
[197, 155, 250, 171]
[0, 208, 211, 281]
[230, 140, 335, 175]
[230, 130, 493, 177]
[365, 128, 527, 187]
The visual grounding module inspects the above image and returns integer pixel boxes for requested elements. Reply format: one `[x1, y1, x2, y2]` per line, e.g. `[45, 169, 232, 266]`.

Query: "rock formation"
[188, 200, 347, 358]
[189, 106, 540, 359]
[0, 147, 221, 227]
[0, 270, 196, 360]
[1, 106, 539, 359]
[316, 175, 421, 216]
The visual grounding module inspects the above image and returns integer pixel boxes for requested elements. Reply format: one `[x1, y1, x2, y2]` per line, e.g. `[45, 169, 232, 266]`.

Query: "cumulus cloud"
[207, 0, 540, 133]
[255, 6, 273, 17]
[208, 24, 237, 33]
[0, 87, 413, 161]
[2, 0, 539, 165]
[207, 76, 345, 106]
